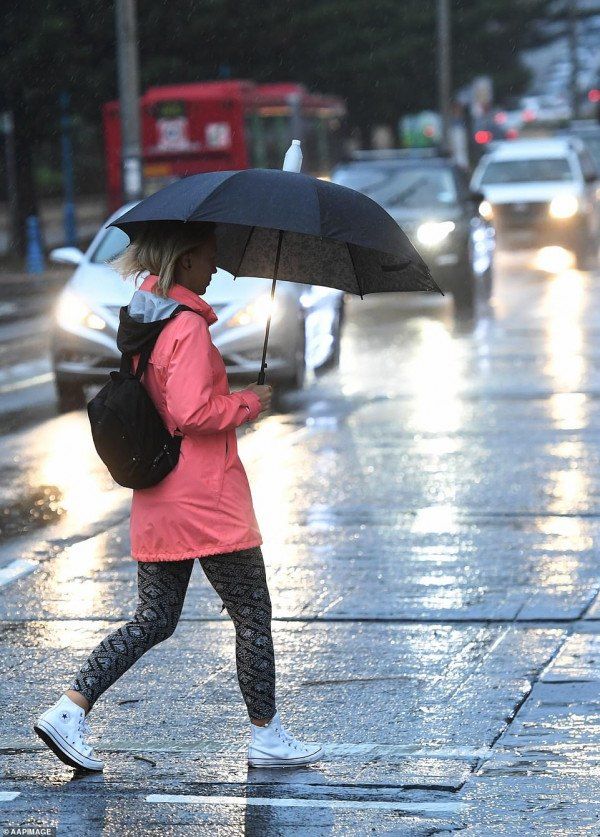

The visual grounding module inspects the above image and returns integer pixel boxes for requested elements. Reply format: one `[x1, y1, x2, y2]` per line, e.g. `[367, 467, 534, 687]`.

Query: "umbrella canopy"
[110, 169, 440, 297]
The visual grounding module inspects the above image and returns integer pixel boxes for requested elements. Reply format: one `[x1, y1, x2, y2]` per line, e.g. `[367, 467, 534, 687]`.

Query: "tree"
[0, 0, 556, 253]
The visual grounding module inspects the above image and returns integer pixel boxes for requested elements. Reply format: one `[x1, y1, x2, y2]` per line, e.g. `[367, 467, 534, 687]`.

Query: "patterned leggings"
[70, 546, 276, 719]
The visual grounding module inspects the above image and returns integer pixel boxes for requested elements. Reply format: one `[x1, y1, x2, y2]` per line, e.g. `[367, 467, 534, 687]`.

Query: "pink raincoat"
[129, 274, 263, 561]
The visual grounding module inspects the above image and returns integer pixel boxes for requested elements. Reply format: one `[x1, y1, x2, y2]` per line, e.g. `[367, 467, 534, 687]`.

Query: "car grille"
[494, 201, 549, 228]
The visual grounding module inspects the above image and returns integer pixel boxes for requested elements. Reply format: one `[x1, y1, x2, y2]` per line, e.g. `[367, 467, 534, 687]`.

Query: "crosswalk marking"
[146, 794, 464, 813]
[0, 559, 38, 588]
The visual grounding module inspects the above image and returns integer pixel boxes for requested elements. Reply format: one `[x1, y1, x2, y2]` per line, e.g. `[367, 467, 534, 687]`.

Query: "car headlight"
[56, 291, 106, 331]
[549, 195, 579, 219]
[416, 221, 456, 247]
[479, 200, 493, 221]
[226, 295, 279, 328]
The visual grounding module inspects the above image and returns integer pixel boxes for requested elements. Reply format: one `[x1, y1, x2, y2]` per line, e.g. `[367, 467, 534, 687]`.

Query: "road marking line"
[0, 358, 50, 382]
[77, 741, 489, 760]
[0, 559, 38, 587]
[324, 743, 490, 760]
[0, 791, 20, 801]
[146, 794, 464, 814]
[50, 741, 487, 762]
[0, 373, 54, 395]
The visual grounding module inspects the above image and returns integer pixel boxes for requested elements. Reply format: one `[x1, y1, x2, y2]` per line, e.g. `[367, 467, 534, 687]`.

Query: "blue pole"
[26, 215, 45, 274]
[59, 91, 77, 247]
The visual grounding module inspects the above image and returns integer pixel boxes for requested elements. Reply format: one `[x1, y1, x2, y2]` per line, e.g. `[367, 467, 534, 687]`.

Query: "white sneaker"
[248, 711, 323, 767]
[34, 694, 104, 771]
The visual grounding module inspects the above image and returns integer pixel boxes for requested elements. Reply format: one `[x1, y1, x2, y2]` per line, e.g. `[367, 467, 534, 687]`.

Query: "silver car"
[50, 207, 344, 411]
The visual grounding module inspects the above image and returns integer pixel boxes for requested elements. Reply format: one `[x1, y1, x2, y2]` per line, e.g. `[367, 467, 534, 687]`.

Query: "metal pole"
[59, 92, 77, 247]
[437, 0, 452, 153]
[1, 111, 19, 252]
[115, 0, 143, 201]
[568, 0, 579, 120]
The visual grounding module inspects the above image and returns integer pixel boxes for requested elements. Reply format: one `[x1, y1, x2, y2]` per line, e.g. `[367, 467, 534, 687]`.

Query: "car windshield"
[89, 227, 130, 264]
[333, 165, 458, 208]
[480, 157, 574, 185]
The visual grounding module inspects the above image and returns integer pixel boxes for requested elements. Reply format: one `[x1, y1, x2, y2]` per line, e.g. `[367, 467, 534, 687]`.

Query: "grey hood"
[116, 290, 193, 357]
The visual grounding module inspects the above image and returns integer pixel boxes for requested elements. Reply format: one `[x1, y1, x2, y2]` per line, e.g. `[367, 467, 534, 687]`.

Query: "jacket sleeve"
[164, 313, 262, 434]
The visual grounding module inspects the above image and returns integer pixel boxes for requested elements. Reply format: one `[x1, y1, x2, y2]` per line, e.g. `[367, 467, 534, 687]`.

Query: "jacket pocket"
[192, 434, 227, 504]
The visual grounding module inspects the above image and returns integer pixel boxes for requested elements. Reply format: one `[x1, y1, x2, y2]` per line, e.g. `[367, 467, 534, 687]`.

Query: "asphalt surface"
[1, 248, 600, 834]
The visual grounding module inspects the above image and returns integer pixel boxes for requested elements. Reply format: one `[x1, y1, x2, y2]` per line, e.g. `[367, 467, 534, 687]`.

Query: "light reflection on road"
[35, 412, 124, 527]
[543, 269, 585, 392]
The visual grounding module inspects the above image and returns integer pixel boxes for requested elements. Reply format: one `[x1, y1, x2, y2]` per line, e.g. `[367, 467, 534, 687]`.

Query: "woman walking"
[34, 222, 322, 771]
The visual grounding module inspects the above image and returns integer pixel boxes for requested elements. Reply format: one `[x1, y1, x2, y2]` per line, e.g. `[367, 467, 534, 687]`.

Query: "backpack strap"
[133, 342, 154, 380]
[119, 352, 132, 375]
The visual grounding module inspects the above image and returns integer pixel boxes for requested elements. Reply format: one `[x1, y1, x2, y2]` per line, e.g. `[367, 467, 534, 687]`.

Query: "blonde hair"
[111, 221, 216, 297]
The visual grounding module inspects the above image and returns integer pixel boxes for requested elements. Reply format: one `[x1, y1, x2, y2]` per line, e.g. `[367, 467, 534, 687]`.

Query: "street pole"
[115, 0, 143, 202]
[59, 92, 77, 247]
[1, 111, 19, 252]
[437, 0, 452, 153]
[567, 0, 579, 120]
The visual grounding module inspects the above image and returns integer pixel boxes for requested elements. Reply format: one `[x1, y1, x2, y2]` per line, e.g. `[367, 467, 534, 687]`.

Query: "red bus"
[103, 79, 347, 211]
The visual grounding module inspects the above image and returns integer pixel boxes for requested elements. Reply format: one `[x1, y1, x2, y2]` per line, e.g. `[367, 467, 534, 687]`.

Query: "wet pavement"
[1, 248, 600, 834]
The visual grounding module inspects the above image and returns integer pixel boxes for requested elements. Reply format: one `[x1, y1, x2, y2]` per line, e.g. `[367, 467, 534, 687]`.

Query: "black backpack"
[87, 304, 198, 489]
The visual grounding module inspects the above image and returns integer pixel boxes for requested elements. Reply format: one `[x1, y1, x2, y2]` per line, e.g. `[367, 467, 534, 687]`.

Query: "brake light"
[474, 130, 492, 144]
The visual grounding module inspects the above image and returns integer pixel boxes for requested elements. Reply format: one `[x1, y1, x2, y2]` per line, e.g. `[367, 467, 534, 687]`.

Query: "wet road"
[1, 249, 600, 834]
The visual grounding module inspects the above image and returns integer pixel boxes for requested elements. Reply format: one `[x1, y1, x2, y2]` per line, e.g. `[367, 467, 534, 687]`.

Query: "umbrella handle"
[257, 277, 276, 385]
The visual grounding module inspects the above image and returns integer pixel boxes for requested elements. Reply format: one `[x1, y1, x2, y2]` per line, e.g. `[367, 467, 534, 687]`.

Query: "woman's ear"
[179, 253, 192, 271]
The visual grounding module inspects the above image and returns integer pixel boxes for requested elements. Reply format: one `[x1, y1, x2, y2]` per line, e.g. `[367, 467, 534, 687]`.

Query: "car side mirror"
[49, 246, 84, 265]
[584, 171, 598, 184]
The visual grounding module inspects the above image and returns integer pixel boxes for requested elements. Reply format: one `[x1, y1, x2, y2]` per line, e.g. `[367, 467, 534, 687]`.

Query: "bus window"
[267, 115, 290, 167]
[246, 113, 292, 168]
[245, 114, 267, 168]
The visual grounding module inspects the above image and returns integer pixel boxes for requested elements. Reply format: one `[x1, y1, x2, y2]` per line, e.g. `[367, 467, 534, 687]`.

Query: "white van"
[471, 137, 599, 268]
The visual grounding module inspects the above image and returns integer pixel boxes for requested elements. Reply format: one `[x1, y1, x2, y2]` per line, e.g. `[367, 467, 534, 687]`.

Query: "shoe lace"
[277, 727, 300, 751]
[78, 716, 93, 753]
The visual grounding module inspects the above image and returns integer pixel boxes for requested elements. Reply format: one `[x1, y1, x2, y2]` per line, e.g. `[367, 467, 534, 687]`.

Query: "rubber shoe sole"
[248, 745, 323, 768]
[33, 719, 104, 772]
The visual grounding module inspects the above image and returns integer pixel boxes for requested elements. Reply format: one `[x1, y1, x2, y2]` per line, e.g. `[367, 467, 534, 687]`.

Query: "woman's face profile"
[178, 231, 218, 294]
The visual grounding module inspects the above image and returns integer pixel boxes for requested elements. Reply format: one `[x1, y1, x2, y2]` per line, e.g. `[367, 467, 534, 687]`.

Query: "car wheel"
[483, 262, 494, 301]
[574, 230, 597, 271]
[316, 301, 344, 373]
[55, 378, 87, 413]
[451, 264, 476, 320]
[278, 317, 306, 393]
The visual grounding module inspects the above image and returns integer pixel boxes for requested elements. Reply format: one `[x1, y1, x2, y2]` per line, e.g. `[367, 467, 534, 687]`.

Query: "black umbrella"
[111, 169, 441, 384]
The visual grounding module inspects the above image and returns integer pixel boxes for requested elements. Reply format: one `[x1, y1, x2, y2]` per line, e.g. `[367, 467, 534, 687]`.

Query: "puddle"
[0, 482, 64, 544]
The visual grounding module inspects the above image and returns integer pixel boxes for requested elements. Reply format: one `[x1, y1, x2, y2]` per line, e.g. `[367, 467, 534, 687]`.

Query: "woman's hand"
[244, 384, 272, 415]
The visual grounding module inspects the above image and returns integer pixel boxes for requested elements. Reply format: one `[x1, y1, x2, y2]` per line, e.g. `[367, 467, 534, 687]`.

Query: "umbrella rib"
[232, 225, 255, 280]
[346, 243, 364, 299]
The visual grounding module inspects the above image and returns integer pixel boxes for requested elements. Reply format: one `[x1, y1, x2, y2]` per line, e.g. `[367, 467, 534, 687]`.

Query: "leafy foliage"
[0, 0, 555, 211]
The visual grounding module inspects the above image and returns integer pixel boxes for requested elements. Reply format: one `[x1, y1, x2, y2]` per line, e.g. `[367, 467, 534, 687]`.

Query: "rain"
[1, 0, 600, 833]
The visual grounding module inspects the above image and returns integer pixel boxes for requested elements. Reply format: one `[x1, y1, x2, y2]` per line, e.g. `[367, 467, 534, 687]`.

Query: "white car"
[50, 207, 344, 411]
[471, 137, 600, 268]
